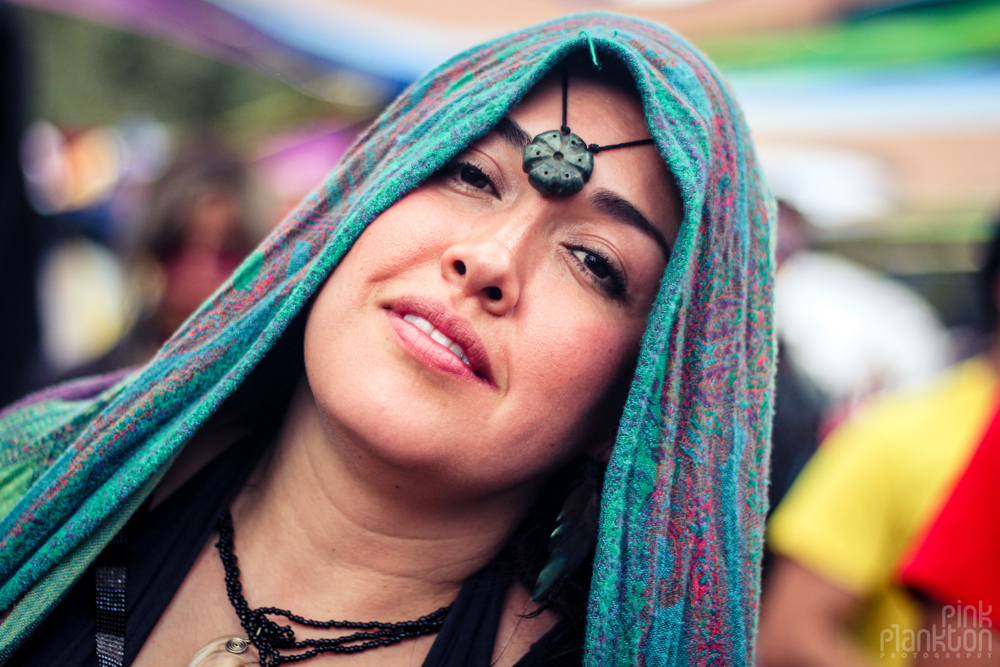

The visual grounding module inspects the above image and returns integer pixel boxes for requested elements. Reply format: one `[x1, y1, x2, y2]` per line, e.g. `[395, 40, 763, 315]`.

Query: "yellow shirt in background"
[768, 357, 998, 666]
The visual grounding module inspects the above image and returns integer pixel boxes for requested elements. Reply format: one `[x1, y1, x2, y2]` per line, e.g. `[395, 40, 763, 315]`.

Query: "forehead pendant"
[522, 68, 655, 197]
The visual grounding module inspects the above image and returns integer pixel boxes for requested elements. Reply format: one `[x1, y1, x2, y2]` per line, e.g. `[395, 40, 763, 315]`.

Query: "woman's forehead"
[493, 77, 680, 248]
[509, 75, 649, 146]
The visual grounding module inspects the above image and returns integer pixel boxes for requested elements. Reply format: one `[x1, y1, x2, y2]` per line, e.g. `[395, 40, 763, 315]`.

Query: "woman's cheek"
[518, 313, 634, 408]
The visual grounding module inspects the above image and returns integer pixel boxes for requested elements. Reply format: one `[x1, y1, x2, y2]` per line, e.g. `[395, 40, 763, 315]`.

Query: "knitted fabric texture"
[0, 13, 774, 666]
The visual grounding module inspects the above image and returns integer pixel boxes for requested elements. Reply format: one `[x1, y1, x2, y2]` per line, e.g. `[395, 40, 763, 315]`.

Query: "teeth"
[404, 313, 434, 335]
[429, 329, 451, 347]
[402, 314, 471, 366]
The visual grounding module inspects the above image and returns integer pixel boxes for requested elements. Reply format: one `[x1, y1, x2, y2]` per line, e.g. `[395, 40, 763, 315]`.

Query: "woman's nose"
[441, 239, 521, 315]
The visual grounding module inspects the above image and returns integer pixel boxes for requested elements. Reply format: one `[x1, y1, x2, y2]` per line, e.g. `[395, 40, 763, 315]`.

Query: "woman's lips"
[401, 313, 471, 365]
[386, 296, 494, 385]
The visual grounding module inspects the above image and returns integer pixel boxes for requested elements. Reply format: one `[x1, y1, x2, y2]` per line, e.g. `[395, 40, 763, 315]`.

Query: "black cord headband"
[522, 69, 655, 197]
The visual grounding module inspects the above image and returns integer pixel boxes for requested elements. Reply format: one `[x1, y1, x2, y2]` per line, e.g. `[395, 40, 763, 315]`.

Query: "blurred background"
[1, 2, 998, 663]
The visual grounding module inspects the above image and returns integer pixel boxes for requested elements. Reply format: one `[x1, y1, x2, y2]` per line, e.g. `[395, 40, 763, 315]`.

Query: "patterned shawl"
[0, 12, 774, 666]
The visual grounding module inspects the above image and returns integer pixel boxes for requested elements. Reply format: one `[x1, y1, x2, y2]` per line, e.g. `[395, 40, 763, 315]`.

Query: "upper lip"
[388, 295, 494, 384]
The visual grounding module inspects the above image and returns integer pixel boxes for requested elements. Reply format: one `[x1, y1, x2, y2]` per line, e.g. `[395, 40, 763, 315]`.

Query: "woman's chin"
[311, 404, 536, 505]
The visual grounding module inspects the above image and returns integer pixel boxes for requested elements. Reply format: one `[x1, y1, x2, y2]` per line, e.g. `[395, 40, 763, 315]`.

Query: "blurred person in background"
[758, 221, 1000, 667]
[895, 224, 1000, 666]
[774, 200, 949, 416]
[0, 4, 44, 407]
[899, 392, 1000, 666]
[129, 138, 262, 351]
[55, 138, 263, 379]
[768, 201, 828, 518]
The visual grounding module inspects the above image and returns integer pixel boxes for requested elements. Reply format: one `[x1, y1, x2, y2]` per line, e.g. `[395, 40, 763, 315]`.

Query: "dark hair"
[508, 459, 603, 662]
[561, 47, 640, 94]
[979, 220, 1000, 332]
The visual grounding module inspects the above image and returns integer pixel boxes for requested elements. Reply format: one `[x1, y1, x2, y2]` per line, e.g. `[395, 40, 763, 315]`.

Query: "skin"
[757, 558, 873, 667]
[916, 606, 1000, 666]
[134, 74, 681, 667]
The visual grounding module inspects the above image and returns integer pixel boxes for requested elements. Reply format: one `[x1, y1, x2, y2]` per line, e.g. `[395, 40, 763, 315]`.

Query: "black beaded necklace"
[521, 68, 655, 197]
[215, 508, 452, 666]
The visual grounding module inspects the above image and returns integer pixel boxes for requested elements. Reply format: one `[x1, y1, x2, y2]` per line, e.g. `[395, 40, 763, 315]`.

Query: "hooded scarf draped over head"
[0, 12, 774, 666]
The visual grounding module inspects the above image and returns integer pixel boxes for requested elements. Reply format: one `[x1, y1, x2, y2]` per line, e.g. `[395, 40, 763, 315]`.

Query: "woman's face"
[304, 75, 682, 497]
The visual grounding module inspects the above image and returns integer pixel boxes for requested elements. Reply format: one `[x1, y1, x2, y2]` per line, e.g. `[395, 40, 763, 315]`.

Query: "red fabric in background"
[898, 399, 1000, 621]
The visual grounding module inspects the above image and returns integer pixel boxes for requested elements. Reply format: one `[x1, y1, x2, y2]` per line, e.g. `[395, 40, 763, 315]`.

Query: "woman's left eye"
[569, 247, 628, 300]
[441, 160, 497, 196]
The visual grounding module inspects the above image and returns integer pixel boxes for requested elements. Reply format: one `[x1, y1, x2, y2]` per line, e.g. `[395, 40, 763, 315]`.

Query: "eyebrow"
[495, 117, 532, 151]
[495, 119, 672, 258]
[589, 189, 671, 259]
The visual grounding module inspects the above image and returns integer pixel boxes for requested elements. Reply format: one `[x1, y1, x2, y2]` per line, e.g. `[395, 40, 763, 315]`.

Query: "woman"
[0, 12, 774, 667]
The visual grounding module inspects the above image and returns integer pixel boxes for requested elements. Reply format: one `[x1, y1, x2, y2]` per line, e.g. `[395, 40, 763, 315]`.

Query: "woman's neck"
[227, 383, 536, 622]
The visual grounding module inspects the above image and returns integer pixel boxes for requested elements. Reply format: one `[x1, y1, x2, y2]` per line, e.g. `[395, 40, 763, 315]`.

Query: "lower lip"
[387, 311, 484, 384]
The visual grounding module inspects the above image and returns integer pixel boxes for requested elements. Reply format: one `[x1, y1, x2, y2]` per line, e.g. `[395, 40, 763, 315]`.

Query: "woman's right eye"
[440, 160, 498, 197]
[568, 246, 628, 301]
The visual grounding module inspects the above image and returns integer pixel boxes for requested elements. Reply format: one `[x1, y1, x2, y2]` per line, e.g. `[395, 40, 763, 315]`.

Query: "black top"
[9, 435, 577, 666]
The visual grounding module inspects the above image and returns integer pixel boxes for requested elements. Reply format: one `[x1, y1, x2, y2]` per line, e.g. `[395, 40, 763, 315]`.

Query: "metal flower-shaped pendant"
[522, 130, 594, 197]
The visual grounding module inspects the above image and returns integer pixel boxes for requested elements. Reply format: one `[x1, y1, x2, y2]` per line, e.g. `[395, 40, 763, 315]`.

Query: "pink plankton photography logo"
[881, 602, 994, 660]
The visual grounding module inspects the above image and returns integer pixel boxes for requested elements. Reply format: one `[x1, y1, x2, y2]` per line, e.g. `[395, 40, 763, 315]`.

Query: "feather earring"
[532, 458, 603, 602]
